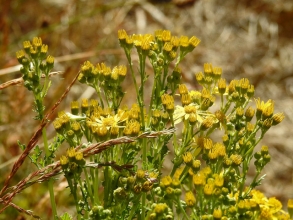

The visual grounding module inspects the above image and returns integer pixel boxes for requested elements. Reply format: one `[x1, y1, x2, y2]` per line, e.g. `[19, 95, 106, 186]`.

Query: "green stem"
[84, 168, 94, 203]
[177, 197, 189, 219]
[42, 128, 58, 219]
[94, 156, 99, 204]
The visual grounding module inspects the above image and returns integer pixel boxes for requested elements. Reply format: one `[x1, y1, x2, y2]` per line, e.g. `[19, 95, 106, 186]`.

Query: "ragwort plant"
[0, 30, 291, 220]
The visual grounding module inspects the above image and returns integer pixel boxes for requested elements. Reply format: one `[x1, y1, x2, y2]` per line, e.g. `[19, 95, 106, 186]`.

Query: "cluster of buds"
[253, 145, 271, 172]
[53, 100, 146, 144]
[159, 175, 182, 199]
[113, 169, 157, 203]
[118, 29, 200, 60]
[150, 109, 170, 130]
[59, 148, 85, 176]
[78, 61, 127, 111]
[89, 205, 112, 220]
[16, 37, 54, 92]
[148, 203, 173, 220]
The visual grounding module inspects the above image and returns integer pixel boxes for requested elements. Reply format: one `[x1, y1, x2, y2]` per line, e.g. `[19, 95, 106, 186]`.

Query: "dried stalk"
[0, 72, 80, 197]
[0, 128, 175, 217]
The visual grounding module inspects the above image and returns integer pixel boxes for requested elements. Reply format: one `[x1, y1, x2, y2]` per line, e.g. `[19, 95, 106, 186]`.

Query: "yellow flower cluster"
[59, 147, 85, 175]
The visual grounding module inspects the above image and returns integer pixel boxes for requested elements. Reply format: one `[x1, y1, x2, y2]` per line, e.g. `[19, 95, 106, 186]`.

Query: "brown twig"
[0, 71, 63, 90]
[0, 71, 80, 197]
[0, 128, 175, 216]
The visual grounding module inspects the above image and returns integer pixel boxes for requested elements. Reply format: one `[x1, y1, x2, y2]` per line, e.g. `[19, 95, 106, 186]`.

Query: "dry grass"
[0, 0, 293, 218]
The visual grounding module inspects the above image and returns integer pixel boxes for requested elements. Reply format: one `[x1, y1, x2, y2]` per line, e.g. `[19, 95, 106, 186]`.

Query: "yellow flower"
[173, 103, 216, 125]
[185, 191, 196, 207]
[182, 152, 193, 165]
[272, 112, 285, 125]
[92, 109, 128, 130]
[60, 155, 69, 166]
[203, 183, 214, 196]
[255, 98, 274, 119]
[173, 166, 184, 180]
[213, 208, 222, 220]
[160, 176, 172, 188]
[153, 203, 168, 215]
[193, 173, 205, 186]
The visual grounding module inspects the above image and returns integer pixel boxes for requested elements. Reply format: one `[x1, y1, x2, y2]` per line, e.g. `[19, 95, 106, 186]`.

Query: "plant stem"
[42, 128, 58, 219]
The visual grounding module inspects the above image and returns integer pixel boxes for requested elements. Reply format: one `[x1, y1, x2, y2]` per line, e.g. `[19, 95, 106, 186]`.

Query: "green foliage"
[5, 30, 289, 220]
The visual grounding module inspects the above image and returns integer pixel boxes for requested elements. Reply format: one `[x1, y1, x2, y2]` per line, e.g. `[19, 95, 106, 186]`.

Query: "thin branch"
[0, 72, 80, 197]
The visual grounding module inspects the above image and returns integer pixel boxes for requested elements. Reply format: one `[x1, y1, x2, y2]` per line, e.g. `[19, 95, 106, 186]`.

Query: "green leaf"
[17, 140, 26, 150]
[160, 144, 169, 159]
[59, 212, 73, 220]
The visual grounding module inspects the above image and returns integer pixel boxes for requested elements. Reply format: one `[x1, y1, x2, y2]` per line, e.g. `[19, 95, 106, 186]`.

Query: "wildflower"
[218, 78, 226, 94]
[133, 184, 142, 194]
[67, 147, 76, 159]
[239, 78, 250, 94]
[203, 63, 213, 75]
[193, 173, 205, 186]
[223, 156, 232, 168]
[161, 94, 175, 114]
[213, 208, 222, 220]
[53, 119, 63, 134]
[208, 148, 218, 162]
[173, 103, 198, 125]
[200, 117, 214, 131]
[29, 47, 37, 58]
[64, 129, 75, 139]
[183, 152, 193, 166]
[163, 42, 173, 52]
[136, 169, 145, 179]
[173, 167, 184, 180]
[71, 101, 79, 115]
[185, 191, 196, 207]
[203, 138, 213, 150]
[178, 84, 188, 95]
[81, 98, 89, 114]
[203, 183, 214, 196]
[91, 110, 127, 131]
[142, 181, 153, 192]
[188, 36, 200, 48]
[262, 100, 274, 119]
[228, 80, 237, 94]
[247, 84, 255, 97]
[16, 50, 26, 63]
[272, 112, 285, 125]
[32, 37, 42, 48]
[46, 55, 54, 69]
[23, 40, 31, 53]
[160, 176, 172, 188]
[162, 30, 171, 42]
[230, 154, 242, 166]
[60, 155, 69, 168]
[262, 118, 273, 133]
[170, 35, 179, 48]
[179, 35, 189, 48]
[214, 173, 224, 187]
[75, 151, 83, 161]
[195, 72, 205, 84]
[172, 178, 181, 188]
[222, 134, 229, 146]
[236, 107, 244, 119]
[153, 203, 168, 215]
[287, 199, 293, 218]
[181, 93, 192, 105]
[212, 67, 222, 79]
[113, 187, 127, 201]
[255, 98, 274, 120]
[245, 106, 255, 122]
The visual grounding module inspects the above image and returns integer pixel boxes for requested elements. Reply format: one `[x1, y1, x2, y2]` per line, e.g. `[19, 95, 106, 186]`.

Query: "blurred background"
[0, 0, 293, 218]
